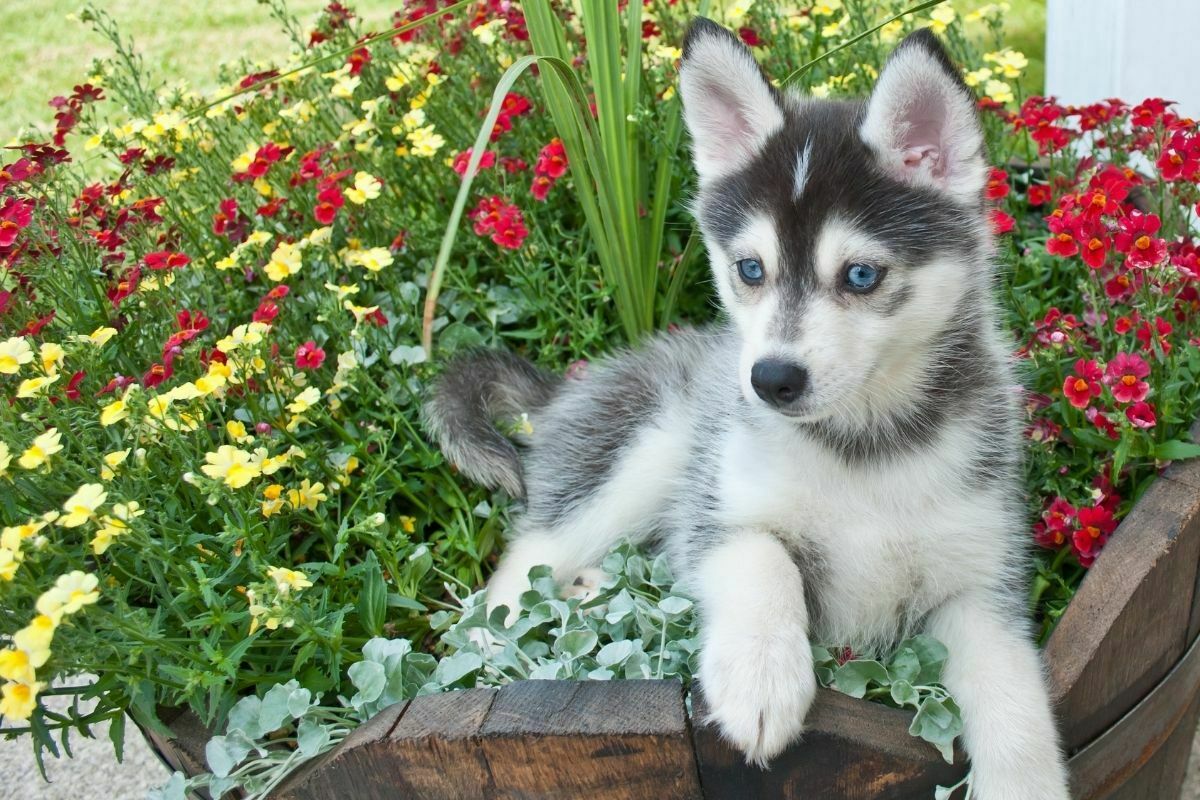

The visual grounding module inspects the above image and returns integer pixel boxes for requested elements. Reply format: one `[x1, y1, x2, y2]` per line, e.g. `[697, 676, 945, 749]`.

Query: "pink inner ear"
[901, 144, 942, 174]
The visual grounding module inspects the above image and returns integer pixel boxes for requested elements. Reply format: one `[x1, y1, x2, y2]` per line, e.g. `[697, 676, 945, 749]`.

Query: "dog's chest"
[714, 422, 1004, 645]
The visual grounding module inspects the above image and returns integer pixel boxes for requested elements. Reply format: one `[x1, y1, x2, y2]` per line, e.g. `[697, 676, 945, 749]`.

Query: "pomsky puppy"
[426, 18, 1070, 800]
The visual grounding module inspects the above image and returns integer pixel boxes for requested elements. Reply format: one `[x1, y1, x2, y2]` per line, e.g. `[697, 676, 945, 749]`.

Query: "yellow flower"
[385, 65, 411, 92]
[343, 301, 380, 324]
[19, 428, 63, 470]
[878, 19, 904, 43]
[325, 282, 360, 300]
[100, 388, 134, 426]
[964, 67, 994, 88]
[101, 449, 131, 482]
[3, 519, 46, 548]
[0, 680, 46, 721]
[91, 502, 142, 555]
[399, 516, 416, 534]
[60, 483, 107, 527]
[216, 322, 269, 354]
[0, 547, 21, 581]
[201, 445, 262, 489]
[725, 0, 754, 26]
[407, 125, 445, 158]
[226, 420, 253, 443]
[37, 572, 101, 619]
[13, 615, 56, 657]
[261, 484, 285, 518]
[75, 326, 117, 346]
[331, 73, 360, 99]
[16, 374, 58, 398]
[0, 337, 33, 374]
[928, 5, 956, 34]
[264, 241, 304, 282]
[0, 648, 36, 684]
[985, 79, 1014, 105]
[0, 442, 10, 477]
[984, 49, 1028, 79]
[811, 0, 842, 17]
[346, 246, 394, 273]
[39, 342, 64, 375]
[267, 566, 313, 595]
[287, 479, 327, 511]
[344, 171, 382, 205]
[287, 387, 321, 415]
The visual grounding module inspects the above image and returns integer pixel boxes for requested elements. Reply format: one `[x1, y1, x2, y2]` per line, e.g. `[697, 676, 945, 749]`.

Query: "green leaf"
[553, 629, 599, 661]
[1155, 439, 1200, 461]
[358, 552, 387, 637]
[909, 696, 963, 764]
[434, 651, 483, 686]
[833, 660, 890, 698]
[297, 717, 331, 758]
[889, 680, 920, 708]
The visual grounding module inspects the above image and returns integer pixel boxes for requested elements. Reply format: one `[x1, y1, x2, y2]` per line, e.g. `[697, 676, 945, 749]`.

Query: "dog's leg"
[695, 529, 816, 766]
[927, 592, 1070, 800]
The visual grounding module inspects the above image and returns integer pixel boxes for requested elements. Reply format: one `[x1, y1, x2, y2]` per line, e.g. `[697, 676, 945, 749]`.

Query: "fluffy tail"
[422, 350, 561, 498]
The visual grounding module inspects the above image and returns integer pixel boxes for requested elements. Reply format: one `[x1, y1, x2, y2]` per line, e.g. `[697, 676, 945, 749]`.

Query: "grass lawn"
[2, 1, 1045, 143]
[0, 0, 397, 141]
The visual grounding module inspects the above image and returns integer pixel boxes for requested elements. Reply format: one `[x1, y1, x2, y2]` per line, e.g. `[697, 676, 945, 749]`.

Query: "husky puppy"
[425, 20, 1069, 799]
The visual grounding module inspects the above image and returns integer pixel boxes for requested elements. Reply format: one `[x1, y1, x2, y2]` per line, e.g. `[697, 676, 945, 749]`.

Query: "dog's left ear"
[860, 29, 986, 203]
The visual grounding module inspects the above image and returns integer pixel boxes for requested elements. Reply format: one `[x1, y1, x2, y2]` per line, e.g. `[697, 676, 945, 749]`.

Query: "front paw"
[699, 624, 816, 767]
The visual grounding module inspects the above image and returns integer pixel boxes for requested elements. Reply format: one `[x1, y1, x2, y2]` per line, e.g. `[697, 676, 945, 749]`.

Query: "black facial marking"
[880, 283, 913, 317]
[699, 98, 987, 314]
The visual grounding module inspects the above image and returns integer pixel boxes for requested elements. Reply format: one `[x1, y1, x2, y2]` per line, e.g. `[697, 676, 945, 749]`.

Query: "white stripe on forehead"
[792, 137, 814, 201]
[813, 216, 891, 284]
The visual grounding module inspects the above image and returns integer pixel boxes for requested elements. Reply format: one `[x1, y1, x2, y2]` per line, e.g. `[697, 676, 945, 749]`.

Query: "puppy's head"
[679, 20, 991, 422]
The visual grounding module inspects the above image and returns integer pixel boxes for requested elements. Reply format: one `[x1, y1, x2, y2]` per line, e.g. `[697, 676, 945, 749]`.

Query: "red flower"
[1114, 212, 1166, 269]
[530, 175, 553, 202]
[1027, 183, 1051, 206]
[1104, 273, 1135, 303]
[1125, 401, 1157, 429]
[1072, 504, 1117, 567]
[1046, 231, 1079, 258]
[984, 168, 1009, 200]
[1063, 358, 1103, 408]
[1104, 352, 1150, 403]
[1080, 233, 1109, 269]
[989, 209, 1015, 235]
[1035, 497, 1076, 548]
[347, 46, 371, 76]
[451, 149, 496, 176]
[253, 301, 280, 324]
[468, 195, 529, 249]
[738, 27, 762, 47]
[142, 362, 174, 389]
[1086, 406, 1120, 440]
[294, 340, 326, 370]
[143, 250, 191, 270]
[64, 370, 85, 401]
[534, 138, 568, 180]
[1135, 316, 1173, 355]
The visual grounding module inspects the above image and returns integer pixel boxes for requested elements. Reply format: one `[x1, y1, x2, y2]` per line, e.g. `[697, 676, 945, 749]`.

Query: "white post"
[1045, 0, 1200, 119]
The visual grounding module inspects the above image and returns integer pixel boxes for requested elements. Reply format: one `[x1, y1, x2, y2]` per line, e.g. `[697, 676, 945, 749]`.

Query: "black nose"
[751, 359, 809, 408]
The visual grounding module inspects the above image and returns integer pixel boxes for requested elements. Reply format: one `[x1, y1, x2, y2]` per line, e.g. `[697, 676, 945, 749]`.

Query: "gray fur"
[422, 349, 560, 498]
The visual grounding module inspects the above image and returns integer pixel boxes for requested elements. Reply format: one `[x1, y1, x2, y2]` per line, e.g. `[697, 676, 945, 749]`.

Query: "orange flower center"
[1135, 235, 1152, 250]
[1171, 153, 1183, 165]
[1088, 238, 1103, 251]
[1085, 525, 1101, 540]
[1090, 193, 1106, 208]
[1073, 378, 1089, 392]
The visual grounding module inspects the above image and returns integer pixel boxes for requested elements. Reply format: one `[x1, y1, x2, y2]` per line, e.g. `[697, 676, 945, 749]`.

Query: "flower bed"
[2, 1, 1200, 798]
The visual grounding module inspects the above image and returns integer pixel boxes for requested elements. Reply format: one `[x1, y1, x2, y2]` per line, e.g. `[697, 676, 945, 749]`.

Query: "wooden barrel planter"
[144, 434, 1200, 799]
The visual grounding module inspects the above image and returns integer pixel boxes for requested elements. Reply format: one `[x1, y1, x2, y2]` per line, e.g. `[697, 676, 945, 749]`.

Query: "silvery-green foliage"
[154, 544, 964, 799]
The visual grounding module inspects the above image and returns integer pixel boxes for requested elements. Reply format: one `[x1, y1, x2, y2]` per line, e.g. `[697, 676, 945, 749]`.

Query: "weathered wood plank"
[692, 687, 965, 799]
[273, 699, 412, 800]
[477, 679, 701, 800]
[1044, 472, 1200, 750]
[1068, 633, 1200, 798]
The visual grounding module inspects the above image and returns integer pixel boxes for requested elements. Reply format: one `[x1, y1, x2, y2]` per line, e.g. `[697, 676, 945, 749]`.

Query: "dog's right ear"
[679, 18, 785, 186]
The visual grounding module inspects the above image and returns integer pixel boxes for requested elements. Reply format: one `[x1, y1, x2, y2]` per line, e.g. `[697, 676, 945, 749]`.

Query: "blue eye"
[844, 262, 883, 292]
[736, 258, 764, 285]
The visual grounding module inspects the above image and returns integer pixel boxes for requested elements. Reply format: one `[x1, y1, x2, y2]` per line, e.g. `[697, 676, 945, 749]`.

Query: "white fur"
[860, 40, 988, 202]
[792, 137, 814, 200]
[483, 411, 690, 620]
[696, 532, 816, 766]
[678, 29, 784, 185]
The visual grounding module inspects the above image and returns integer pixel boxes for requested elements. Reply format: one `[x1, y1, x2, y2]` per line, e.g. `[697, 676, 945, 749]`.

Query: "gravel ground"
[3, 709, 1200, 798]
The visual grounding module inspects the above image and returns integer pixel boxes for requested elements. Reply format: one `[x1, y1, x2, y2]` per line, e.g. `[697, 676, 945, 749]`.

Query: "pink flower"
[1125, 401, 1157, 429]
[1063, 358, 1103, 409]
[295, 340, 326, 370]
[1105, 352, 1150, 403]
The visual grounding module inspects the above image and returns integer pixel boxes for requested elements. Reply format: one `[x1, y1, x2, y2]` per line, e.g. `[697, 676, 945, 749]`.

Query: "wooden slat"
[477, 679, 702, 800]
[1068, 632, 1200, 798]
[1044, 472, 1200, 750]
[273, 699, 412, 800]
[692, 687, 965, 799]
